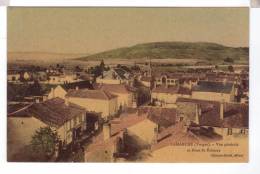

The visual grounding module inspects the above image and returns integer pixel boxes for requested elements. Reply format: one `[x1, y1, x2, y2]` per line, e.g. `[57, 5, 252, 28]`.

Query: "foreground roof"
[177, 98, 248, 128]
[8, 97, 85, 127]
[138, 106, 177, 128]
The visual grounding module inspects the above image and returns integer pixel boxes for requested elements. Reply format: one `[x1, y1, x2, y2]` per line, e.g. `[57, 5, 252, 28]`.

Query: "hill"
[76, 42, 249, 63]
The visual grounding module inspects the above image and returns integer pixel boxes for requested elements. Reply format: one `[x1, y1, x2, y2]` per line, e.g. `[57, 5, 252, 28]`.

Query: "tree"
[224, 57, 234, 63]
[228, 65, 234, 72]
[26, 80, 44, 96]
[31, 127, 60, 160]
[74, 65, 82, 72]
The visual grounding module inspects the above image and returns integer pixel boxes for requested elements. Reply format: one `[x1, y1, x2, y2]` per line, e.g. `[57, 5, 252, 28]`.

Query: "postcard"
[7, 7, 249, 162]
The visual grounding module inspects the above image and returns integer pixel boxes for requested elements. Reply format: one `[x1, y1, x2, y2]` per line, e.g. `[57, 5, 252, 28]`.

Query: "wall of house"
[127, 119, 158, 144]
[109, 92, 133, 109]
[7, 74, 20, 82]
[155, 77, 178, 86]
[108, 97, 118, 117]
[192, 91, 231, 102]
[141, 81, 151, 88]
[48, 85, 67, 99]
[7, 117, 47, 159]
[58, 113, 86, 145]
[152, 92, 178, 105]
[68, 97, 117, 120]
[96, 78, 121, 85]
[23, 72, 30, 80]
[48, 75, 78, 85]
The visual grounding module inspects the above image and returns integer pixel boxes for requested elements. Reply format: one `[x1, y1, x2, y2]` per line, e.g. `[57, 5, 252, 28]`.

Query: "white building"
[7, 98, 86, 160]
[95, 83, 136, 109]
[66, 89, 118, 120]
[192, 81, 236, 102]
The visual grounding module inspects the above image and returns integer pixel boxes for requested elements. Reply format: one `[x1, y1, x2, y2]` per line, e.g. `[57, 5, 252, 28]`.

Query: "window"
[227, 128, 232, 135]
[240, 129, 246, 134]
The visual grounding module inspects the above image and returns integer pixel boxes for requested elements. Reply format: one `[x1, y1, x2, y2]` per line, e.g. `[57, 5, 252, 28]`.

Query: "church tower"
[148, 57, 152, 77]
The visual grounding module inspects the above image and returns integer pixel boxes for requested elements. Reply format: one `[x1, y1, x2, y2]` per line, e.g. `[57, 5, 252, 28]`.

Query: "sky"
[8, 7, 249, 54]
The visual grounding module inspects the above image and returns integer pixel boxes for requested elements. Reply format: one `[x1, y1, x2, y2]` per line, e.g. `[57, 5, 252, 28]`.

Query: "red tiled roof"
[177, 98, 249, 128]
[138, 107, 177, 128]
[110, 113, 147, 136]
[8, 97, 85, 128]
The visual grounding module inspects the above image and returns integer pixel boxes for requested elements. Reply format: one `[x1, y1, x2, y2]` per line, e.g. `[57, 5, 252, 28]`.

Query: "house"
[23, 71, 31, 81]
[7, 73, 20, 82]
[154, 73, 181, 86]
[7, 98, 87, 160]
[66, 89, 118, 120]
[84, 111, 158, 162]
[192, 81, 236, 102]
[94, 83, 136, 109]
[47, 80, 93, 99]
[84, 106, 180, 162]
[111, 112, 158, 145]
[96, 68, 132, 85]
[176, 98, 249, 138]
[151, 85, 191, 107]
[47, 74, 79, 85]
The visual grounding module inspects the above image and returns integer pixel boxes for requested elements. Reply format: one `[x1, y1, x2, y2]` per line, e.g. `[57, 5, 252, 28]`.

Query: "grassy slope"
[76, 42, 249, 63]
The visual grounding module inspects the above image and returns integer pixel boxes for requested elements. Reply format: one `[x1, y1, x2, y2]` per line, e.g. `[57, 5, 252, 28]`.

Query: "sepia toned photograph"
[7, 7, 249, 162]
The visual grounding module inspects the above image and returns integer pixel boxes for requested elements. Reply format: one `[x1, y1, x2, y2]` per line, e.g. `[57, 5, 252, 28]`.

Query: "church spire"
[148, 57, 152, 77]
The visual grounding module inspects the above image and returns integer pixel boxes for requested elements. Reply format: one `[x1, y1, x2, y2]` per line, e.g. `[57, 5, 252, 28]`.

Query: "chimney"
[195, 104, 201, 124]
[220, 101, 224, 120]
[75, 86, 79, 90]
[103, 123, 111, 141]
[152, 125, 159, 145]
